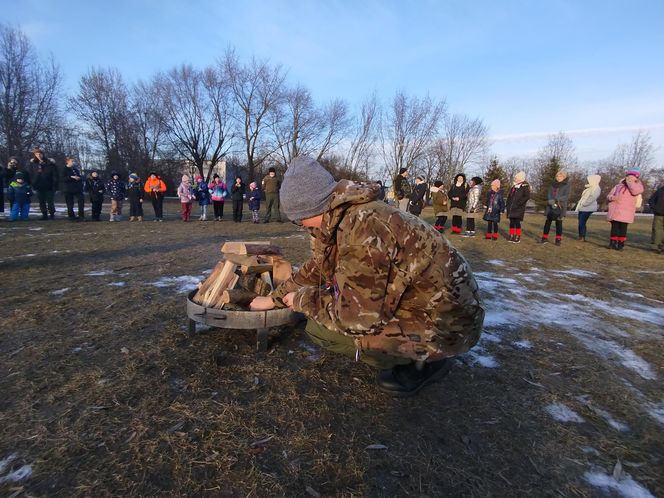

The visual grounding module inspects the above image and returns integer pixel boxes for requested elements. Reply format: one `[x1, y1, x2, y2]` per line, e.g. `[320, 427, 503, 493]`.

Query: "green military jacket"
[273, 180, 484, 361]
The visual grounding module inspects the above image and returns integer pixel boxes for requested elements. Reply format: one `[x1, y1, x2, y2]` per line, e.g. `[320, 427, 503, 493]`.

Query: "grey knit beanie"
[281, 156, 337, 221]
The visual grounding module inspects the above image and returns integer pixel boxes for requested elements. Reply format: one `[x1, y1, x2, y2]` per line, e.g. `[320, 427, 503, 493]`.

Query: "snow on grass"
[0, 454, 17, 474]
[151, 275, 201, 293]
[575, 396, 629, 432]
[512, 340, 532, 349]
[465, 348, 499, 368]
[108, 282, 126, 287]
[85, 270, 112, 276]
[28, 227, 43, 231]
[0, 464, 32, 484]
[584, 471, 655, 498]
[50, 288, 70, 296]
[552, 268, 597, 278]
[486, 259, 505, 266]
[545, 403, 584, 423]
[645, 401, 664, 426]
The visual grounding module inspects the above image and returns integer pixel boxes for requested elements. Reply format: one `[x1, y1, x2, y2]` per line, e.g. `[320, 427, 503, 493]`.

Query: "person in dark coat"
[126, 173, 144, 221]
[539, 171, 571, 246]
[448, 173, 468, 234]
[483, 179, 505, 240]
[394, 168, 412, 212]
[248, 181, 261, 223]
[407, 176, 428, 217]
[61, 157, 85, 221]
[85, 170, 106, 221]
[505, 171, 530, 243]
[107, 172, 126, 221]
[649, 183, 664, 253]
[231, 176, 246, 222]
[29, 146, 59, 220]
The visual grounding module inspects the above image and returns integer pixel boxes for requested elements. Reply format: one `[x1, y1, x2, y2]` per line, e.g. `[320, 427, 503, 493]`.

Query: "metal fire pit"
[186, 290, 304, 351]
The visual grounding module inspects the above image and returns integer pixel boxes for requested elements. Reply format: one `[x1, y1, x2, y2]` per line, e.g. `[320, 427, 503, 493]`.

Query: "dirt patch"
[1, 207, 662, 497]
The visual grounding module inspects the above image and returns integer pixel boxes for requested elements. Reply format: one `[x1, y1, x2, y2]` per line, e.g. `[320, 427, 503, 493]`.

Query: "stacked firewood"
[192, 241, 293, 310]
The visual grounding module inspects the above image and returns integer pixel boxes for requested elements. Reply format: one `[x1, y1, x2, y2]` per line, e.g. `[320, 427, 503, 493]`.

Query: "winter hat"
[111, 171, 120, 178]
[129, 173, 139, 181]
[8, 156, 18, 165]
[195, 175, 203, 182]
[213, 173, 220, 179]
[471, 176, 483, 185]
[249, 181, 257, 189]
[281, 156, 337, 221]
[15, 171, 25, 180]
[626, 169, 640, 178]
[514, 171, 526, 183]
[491, 179, 501, 189]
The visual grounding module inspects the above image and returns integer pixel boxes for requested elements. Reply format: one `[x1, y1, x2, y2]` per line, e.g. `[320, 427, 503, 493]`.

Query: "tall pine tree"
[481, 157, 509, 199]
[533, 156, 561, 210]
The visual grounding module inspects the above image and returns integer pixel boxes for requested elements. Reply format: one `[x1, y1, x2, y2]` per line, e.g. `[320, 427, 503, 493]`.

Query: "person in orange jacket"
[144, 172, 167, 221]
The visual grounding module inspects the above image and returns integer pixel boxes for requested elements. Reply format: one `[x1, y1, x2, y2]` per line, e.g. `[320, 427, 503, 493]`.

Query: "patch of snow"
[0, 464, 32, 483]
[480, 332, 502, 343]
[466, 349, 499, 368]
[575, 396, 629, 432]
[512, 340, 532, 349]
[0, 453, 17, 473]
[646, 402, 664, 426]
[50, 288, 70, 296]
[108, 282, 126, 287]
[571, 334, 656, 380]
[553, 269, 597, 278]
[28, 227, 43, 231]
[151, 275, 201, 293]
[581, 447, 600, 456]
[584, 471, 655, 498]
[545, 403, 584, 423]
[86, 270, 112, 276]
[486, 259, 505, 266]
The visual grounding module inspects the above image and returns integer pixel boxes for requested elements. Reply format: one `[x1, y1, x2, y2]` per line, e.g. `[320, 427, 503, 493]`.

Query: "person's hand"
[452, 197, 459, 201]
[282, 292, 296, 308]
[139, 199, 143, 203]
[250, 296, 275, 311]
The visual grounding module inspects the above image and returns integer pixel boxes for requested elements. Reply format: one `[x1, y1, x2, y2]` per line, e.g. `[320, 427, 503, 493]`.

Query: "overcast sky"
[4, 0, 664, 165]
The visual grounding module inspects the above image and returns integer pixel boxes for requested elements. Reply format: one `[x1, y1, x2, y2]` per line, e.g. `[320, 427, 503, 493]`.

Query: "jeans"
[578, 211, 593, 237]
[10, 202, 30, 221]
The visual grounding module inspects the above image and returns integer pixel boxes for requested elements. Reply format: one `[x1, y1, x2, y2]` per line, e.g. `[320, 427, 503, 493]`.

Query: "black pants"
[213, 200, 224, 219]
[466, 218, 475, 231]
[434, 215, 447, 228]
[38, 190, 56, 216]
[610, 221, 628, 239]
[487, 221, 499, 234]
[151, 195, 164, 219]
[90, 196, 103, 220]
[65, 192, 84, 219]
[543, 218, 563, 238]
[129, 199, 143, 217]
[509, 219, 521, 230]
[233, 200, 243, 222]
[452, 215, 463, 232]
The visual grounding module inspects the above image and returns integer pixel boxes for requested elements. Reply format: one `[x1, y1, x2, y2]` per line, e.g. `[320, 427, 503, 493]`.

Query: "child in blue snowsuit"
[248, 182, 261, 223]
[8, 172, 33, 221]
[194, 176, 211, 221]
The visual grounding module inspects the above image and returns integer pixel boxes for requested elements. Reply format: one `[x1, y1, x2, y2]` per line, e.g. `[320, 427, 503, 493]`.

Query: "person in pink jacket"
[607, 169, 644, 250]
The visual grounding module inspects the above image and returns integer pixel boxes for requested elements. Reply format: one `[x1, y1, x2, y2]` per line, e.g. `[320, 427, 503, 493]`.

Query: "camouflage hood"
[319, 180, 381, 243]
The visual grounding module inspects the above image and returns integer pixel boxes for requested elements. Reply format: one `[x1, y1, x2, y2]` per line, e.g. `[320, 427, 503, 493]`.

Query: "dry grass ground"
[0, 202, 662, 497]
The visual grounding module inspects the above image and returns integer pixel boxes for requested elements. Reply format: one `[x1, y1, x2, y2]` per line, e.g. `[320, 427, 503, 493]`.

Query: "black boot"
[377, 359, 451, 397]
[616, 240, 624, 251]
[609, 239, 617, 250]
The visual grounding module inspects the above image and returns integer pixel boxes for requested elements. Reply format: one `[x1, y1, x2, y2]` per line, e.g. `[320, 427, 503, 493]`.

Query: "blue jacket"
[194, 180, 211, 205]
[8, 181, 33, 204]
[248, 189, 261, 210]
[483, 190, 505, 222]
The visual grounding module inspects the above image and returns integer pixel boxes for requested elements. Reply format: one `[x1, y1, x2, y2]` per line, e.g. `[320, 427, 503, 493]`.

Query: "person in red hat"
[607, 170, 645, 250]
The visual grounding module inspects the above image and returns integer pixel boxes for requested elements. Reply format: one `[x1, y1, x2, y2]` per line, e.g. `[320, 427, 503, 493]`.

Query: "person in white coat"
[574, 174, 601, 241]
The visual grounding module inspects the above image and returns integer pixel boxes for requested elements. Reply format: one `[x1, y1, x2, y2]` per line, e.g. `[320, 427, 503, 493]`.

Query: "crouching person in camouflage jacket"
[250, 156, 484, 396]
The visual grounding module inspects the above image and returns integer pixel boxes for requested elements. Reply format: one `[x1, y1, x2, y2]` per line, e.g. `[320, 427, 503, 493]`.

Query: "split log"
[220, 289, 258, 306]
[253, 278, 272, 297]
[260, 271, 273, 291]
[237, 274, 258, 292]
[272, 258, 293, 286]
[193, 261, 227, 303]
[241, 264, 273, 274]
[221, 241, 283, 256]
[200, 261, 237, 307]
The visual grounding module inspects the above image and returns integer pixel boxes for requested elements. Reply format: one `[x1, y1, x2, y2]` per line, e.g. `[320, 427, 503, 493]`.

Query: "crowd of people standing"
[394, 167, 663, 253]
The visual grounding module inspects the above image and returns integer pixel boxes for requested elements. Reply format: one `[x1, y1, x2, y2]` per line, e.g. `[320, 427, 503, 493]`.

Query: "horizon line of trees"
[1, 23, 662, 202]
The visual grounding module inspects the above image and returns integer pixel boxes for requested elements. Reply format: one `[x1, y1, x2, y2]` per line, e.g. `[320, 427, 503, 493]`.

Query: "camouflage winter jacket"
[273, 180, 484, 362]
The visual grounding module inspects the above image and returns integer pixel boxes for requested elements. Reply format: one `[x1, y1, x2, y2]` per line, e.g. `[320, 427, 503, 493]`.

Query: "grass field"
[1, 203, 662, 497]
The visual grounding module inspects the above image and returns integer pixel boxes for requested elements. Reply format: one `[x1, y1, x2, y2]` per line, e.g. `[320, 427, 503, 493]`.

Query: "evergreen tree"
[481, 157, 509, 199]
[533, 156, 561, 210]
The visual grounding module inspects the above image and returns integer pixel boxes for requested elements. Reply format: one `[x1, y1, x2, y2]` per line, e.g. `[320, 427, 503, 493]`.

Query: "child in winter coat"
[177, 175, 194, 222]
[574, 174, 601, 241]
[209, 174, 227, 221]
[107, 172, 126, 222]
[248, 182, 261, 223]
[483, 179, 505, 240]
[144, 172, 167, 221]
[464, 176, 483, 237]
[540, 171, 570, 246]
[194, 176, 211, 221]
[649, 184, 664, 253]
[448, 173, 468, 234]
[430, 180, 449, 232]
[606, 170, 645, 250]
[506, 171, 530, 243]
[231, 176, 246, 223]
[408, 176, 427, 217]
[85, 170, 106, 221]
[7, 172, 32, 221]
[126, 173, 144, 221]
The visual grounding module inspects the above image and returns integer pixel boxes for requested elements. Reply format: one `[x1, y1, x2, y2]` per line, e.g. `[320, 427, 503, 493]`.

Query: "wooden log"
[221, 241, 283, 256]
[221, 254, 260, 266]
[220, 288, 258, 306]
[202, 261, 237, 307]
[272, 258, 293, 287]
[237, 274, 258, 292]
[260, 271, 273, 291]
[253, 278, 272, 297]
[192, 261, 226, 303]
[241, 264, 273, 274]
[212, 272, 240, 309]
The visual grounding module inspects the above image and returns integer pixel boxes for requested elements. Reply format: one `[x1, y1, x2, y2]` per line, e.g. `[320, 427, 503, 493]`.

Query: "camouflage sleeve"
[271, 255, 322, 306]
[291, 242, 393, 335]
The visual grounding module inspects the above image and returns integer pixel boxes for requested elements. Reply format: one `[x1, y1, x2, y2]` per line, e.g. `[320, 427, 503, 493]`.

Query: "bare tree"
[342, 93, 380, 181]
[223, 50, 286, 182]
[532, 132, 577, 194]
[434, 113, 489, 179]
[132, 78, 168, 174]
[156, 64, 234, 181]
[0, 24, 62, 162]
[69, 67, 137, 173]
[382, 91, 445, 185]
[609, 130, 655, 172]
